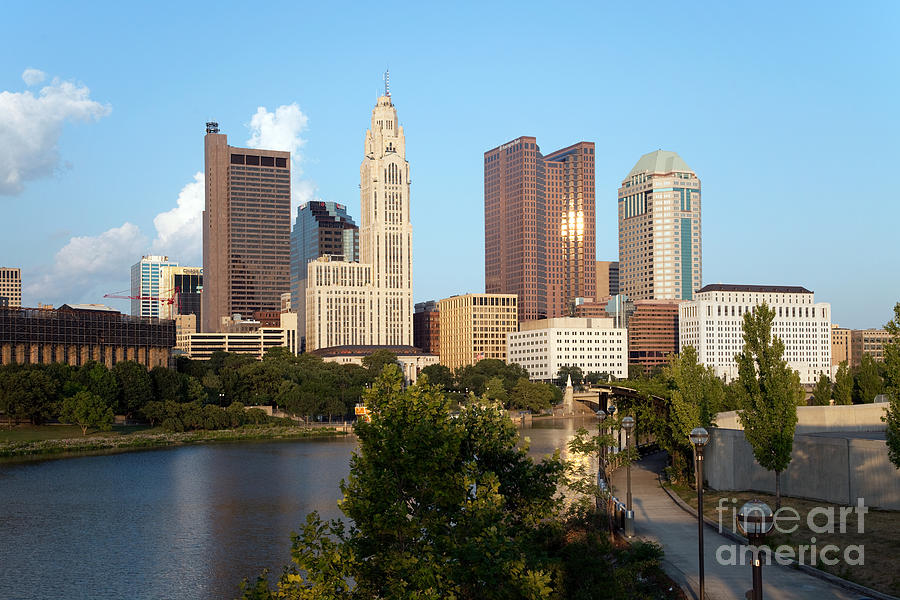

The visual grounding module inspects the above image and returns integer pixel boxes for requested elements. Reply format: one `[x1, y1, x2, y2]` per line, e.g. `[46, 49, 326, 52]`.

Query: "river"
[0, 417, 593, 600]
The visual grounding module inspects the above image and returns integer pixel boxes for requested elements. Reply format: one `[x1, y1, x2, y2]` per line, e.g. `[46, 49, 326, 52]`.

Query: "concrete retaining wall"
[716, 403, 888, 434]
[705, 428, 900, 509]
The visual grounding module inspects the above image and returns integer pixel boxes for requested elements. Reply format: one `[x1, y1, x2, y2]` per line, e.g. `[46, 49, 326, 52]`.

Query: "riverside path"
[610, 452, 872, 600]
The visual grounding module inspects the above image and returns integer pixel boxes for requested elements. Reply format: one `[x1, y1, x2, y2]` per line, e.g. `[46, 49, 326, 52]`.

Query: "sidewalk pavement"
[610, 452, 867, 600]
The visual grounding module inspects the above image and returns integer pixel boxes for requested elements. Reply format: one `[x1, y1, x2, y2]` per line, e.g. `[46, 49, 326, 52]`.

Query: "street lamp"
[737, 500, 775, 600]
[622, 415, 635, 537]
[595, 409, 607, 510]
[690, 427, 710, 600]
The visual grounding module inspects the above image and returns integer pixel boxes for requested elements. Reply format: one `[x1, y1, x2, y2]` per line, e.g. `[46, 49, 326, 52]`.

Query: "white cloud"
[23, 104, 320, 307]
[247, 103, 316, 215]
[22, 68, 46, 86]
[25, 223, 149, 306]
[151, 171, 204, 265]
[0, 70, 111, 195]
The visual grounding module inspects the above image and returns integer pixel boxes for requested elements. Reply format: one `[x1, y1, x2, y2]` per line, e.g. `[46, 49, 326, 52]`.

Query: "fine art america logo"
[715, 497, 867, 567]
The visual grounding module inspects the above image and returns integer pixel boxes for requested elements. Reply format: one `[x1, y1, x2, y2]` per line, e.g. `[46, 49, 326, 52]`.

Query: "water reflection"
[0, 419, 590, 600]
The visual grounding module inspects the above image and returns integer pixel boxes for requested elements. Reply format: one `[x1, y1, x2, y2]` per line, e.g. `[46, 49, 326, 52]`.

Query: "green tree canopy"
[112, 361, 152, 416]
[811, 373, 833, 406]
[420, 363, 454, 391]
[243, 365, 565, 599]
[833, 361, 853, 405]
[663, 345, 724, 450]
[60, 390, 114, 435]
[855, 353, 884, 403]
[882, 302, 900, 469]
[556, 365, 583, 387]
[361, 349, 400, 380]
[734, 303, 802, 508]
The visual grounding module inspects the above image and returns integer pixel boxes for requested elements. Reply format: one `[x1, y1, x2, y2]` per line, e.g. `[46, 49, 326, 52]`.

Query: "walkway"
[610, 452, 867, 600]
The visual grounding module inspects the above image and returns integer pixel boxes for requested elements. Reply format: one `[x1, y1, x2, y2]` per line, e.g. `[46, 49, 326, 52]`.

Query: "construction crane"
[103, 286, 180, 305]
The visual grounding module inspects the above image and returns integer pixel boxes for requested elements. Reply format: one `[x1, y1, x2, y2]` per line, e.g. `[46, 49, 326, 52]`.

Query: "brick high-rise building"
[413, 301, 440, 354]
[202, 122, 291, 332]
[618, 150, 701, 301]
[484, 137, 595, 322]
[627, 299, 680, 369]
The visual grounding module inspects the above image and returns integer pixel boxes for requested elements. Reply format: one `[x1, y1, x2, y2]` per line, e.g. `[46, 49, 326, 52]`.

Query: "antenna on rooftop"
[206, 121, 219, 134]
[384, 69, 390, 97]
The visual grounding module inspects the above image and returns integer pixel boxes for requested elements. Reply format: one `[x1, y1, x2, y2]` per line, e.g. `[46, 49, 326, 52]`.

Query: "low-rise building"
[0, 304, 174, 368]
[183, 312, 298, 359]
[506, 317, 628, 382]
[438, 293, 518, 371]
[679, 284, 831, 384]
[310, 345, 438, 383]
[851, 328, 891, 366]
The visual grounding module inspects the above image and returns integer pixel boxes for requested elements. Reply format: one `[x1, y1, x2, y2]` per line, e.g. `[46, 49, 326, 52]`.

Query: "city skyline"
[1, 2, 898, 329]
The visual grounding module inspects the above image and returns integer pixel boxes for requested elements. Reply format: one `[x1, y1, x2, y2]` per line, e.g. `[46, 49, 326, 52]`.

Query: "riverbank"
[0, 425, 350, 461]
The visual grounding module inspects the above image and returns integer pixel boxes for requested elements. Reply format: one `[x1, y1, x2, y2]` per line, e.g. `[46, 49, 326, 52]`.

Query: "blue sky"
[1, 1, 897, 329]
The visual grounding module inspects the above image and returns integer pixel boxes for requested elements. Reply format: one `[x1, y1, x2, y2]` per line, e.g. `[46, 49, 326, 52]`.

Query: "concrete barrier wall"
[705, 429, 900, 510]
[716, 403, 888, 434]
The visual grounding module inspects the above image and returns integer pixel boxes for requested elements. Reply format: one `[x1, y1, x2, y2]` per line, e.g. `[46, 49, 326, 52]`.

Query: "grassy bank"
[0, 424, 348, 460]
[669, 484, 900, 596]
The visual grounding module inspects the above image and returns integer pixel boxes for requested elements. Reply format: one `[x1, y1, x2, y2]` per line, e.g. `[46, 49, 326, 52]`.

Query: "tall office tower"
[618, 150, 701, 301]
[160, 266, 203, 321]
[202, 122, 291, 332]
[595, 260, 619, 298]
[305, 79, 414, 350]
[484, 137, 595, 322]
[0, 268, 22, 308]
[290, 201, 359, 345]
[130, 255, 177, 318]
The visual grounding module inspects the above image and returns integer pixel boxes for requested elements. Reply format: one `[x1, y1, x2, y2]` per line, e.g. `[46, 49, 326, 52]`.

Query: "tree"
[112, 361, 153, 417]
[77, 361, 118, 407]
[882, 302, 900, 469]
[854, 354, 883, 403]
[151, 366, 184, 402]
[483, 376, 508, 405]
[508, 378, 555, 412]
[0, 369, 57, 425]
[361, 349, 399, 380]
[664, 346, 724, 448]
[735, 303, 802, 508]
[811, 373, 832, 406]
[420, 363, 454, 391]
[60, 391, 114, 435]
[833, 362, 853, 405]
[556, 365, 583, 387]
[244, 365, 565, 599]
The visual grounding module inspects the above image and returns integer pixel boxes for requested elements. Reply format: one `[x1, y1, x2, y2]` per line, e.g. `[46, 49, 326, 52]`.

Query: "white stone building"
[182, 312, 298, 359]
[506, 317, 628, 382]
[679, 284, 831, 384]
[306, 78, 413, 351]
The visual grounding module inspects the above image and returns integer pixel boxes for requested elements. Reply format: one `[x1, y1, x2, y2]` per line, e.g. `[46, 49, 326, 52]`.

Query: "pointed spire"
[384, 69, 390, 97]
[566, 374, 573, 388]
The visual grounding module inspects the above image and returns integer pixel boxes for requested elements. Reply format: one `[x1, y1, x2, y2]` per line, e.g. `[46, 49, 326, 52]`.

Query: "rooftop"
[697, 284, 813, 294]
[311, 345, 434, 357]
[627, 150, 693, 178]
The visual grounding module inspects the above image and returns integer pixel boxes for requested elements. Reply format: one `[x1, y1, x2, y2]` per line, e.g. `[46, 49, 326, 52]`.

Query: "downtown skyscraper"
[484, 137, 596, 322]
[304, 81, 413, 350]
[202, 122, 291, 332]
[618, 150, 701, 301]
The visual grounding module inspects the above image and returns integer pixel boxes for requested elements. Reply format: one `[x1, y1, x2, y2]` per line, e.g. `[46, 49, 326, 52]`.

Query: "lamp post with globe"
[738, 500, 775, 600]
[690, 427, 710, 600]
